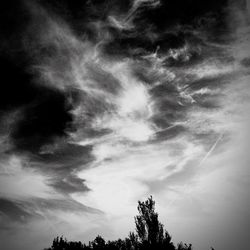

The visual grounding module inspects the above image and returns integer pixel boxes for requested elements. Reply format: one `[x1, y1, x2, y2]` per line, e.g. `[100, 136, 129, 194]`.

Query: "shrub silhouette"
[44, 196, 208, 250]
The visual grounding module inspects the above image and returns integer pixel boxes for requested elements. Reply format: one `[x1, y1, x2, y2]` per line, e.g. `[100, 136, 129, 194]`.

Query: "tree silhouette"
[135, 196, 175, 250]
[44, 197, 200, 250]
[91, 236, 106, 249]
[177, 242, 192, 250]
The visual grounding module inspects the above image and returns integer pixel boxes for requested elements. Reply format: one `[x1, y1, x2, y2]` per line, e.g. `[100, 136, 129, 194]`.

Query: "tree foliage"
[134, 196, 175, 250]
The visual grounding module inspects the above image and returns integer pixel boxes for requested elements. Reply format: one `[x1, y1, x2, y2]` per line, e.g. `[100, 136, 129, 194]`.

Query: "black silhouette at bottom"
[44, 197, 213, 250]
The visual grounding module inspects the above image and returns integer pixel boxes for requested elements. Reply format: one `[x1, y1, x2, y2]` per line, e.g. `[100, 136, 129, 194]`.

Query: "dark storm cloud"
[132, 0, 229, 30]
[0, 23, 77, 155]
[103, 19, 217, 59]
[0, 1, 31, 50]
[28, 143, 94, 195]
[10, 88, 73, 153]
[50, 175, 90, 194]
[36, 0, 230, 29]
[241, 57, 250, 67]
[30, 143, 93, 194]
[0, 58, 32, 112]
[37, 143, 93, 167]
[56, 0, 230, 58]
[0, 1, 104, 215]
[0, 196, 100, 229]
[0, 198, 41, 226]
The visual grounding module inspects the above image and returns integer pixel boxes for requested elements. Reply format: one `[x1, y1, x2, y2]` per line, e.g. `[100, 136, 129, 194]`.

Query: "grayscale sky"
[0, 1, 249, 250]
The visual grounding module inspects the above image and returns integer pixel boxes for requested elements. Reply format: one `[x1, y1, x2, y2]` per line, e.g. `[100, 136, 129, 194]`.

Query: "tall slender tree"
[135, 196, 175, 250]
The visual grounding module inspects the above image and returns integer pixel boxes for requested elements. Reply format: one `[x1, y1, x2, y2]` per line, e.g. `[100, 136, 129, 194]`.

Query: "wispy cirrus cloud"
[0, 1, 249, 250]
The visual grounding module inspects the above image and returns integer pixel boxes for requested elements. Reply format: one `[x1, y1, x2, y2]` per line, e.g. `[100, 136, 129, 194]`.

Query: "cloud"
[0, 1, 249, 250]
[0, 155, 55, 200]
[0, 198, 40, 226]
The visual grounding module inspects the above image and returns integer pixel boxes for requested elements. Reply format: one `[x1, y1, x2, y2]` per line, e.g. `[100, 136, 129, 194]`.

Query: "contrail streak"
[168, 133, 224, 207]
[198, 134, 224, 167]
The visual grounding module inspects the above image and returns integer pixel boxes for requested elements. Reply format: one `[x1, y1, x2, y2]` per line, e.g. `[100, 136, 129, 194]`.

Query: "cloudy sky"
[0, 1, 249, 250]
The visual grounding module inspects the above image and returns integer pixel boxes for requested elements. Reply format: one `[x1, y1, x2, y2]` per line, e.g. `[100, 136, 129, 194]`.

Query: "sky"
[0, 1, 249, 250]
